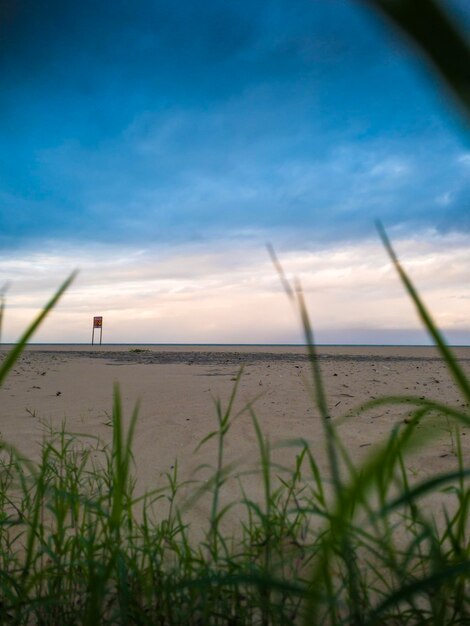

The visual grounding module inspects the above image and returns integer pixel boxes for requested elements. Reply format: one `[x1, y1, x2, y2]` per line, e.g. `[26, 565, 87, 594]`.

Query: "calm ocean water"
[1, 343, 465, 348]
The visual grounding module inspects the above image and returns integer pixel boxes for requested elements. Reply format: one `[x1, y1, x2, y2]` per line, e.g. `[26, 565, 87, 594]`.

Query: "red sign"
[93, 316, 103, 328]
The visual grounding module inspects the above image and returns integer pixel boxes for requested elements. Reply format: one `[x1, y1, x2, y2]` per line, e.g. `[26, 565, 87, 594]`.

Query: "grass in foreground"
[0, 240, 469, 625]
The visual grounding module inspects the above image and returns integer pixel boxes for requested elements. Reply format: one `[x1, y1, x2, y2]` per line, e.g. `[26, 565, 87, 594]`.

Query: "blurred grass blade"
[305, 416, 425, 622]
[0, 281, 11, 344]
[360, 0, 470, 122]
[379, 468, 470, 515]
[0, 295, 4, 344]
[267, 243, 295, 302]
[294, 281, 330, 421]
[378, 223, 470, 403]
[366, 560, 470, 624]
[0, 296, 5, 343]
[268, 246, 341, 505]
[0, 271, 77, 387]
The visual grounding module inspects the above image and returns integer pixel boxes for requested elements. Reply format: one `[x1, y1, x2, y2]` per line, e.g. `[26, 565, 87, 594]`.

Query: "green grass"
[0, 237, 469, 625]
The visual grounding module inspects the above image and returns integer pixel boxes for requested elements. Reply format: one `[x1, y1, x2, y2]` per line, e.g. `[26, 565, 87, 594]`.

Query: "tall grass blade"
[378, 222, 470, 404]
[0, 294, 4, 344]
[0, 272, 77, 387]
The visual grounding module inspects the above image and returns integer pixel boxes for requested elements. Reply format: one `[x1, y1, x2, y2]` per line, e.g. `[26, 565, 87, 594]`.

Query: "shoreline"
[1, 343, 470, 363]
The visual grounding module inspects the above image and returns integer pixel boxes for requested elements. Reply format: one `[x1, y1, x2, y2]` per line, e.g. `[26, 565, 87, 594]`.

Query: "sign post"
[92, 316, 103, 345]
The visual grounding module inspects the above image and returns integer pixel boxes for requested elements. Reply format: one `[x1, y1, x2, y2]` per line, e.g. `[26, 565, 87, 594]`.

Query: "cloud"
[1, 0, 468, 250]
[1, 232, 469, 344]
[2, 122, 467, 251]
[458, 153, 470, 167]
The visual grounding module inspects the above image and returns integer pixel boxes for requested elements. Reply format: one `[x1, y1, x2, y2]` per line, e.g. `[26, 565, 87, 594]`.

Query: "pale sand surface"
[1, 344, 469, 535]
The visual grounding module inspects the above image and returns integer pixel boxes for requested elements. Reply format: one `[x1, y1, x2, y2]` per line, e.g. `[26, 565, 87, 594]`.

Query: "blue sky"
[1, 0, 469, 343]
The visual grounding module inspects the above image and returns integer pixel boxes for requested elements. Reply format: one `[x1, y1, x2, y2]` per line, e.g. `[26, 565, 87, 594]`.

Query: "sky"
[0, 0, 469, 344]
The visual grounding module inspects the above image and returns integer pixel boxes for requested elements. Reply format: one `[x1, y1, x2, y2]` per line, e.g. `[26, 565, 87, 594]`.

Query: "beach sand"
[1, 344, 469, 535]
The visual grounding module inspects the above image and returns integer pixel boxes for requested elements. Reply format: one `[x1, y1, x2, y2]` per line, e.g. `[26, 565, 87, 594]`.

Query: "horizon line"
[1, 342, 470, 348]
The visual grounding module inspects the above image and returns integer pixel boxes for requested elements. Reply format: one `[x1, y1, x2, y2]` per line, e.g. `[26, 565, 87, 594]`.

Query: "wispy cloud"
[1, 232, 469, 344]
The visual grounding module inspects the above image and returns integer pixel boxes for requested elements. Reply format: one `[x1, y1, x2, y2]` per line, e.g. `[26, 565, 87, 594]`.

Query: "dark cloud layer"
[0, 0, 469, 248]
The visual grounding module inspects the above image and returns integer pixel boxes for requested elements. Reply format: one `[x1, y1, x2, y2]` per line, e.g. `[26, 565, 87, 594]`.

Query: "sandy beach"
[1, 344, 469, 534]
